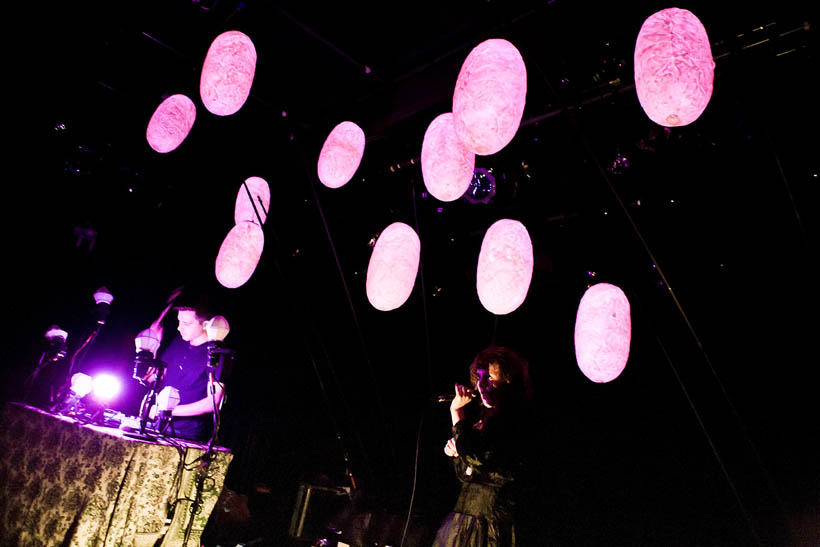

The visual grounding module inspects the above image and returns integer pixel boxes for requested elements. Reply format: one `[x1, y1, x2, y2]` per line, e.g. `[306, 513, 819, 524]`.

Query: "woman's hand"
[449, 383, 473, 425]
[449, 383, 474, 411]
[444, 437, 459, 458]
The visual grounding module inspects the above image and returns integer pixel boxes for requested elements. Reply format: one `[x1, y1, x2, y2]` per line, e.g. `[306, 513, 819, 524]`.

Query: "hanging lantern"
[421, 113, 475, 202]
[234, 176, 270, 225]
[574, 283, 631, 383]
[634, 8, 714, 127]
[366, 222, 420, 311]
[146, 94, 196, 153]
[452, 38, 527, 155]
[215, 221, 264, 289]
[476, 219, 533, 315]
[200, 30, 257, 116]
[317, 121, 365, 189]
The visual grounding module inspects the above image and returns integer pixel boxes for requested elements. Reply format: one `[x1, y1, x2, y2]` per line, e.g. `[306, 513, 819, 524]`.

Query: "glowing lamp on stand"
[476, 219, 533, 315]
[215, 220, 265, 289]
[205, 316, 230, 343]
[317, 121, 365, 189]
[146, 94, 196, 153]
[200, 30, 257, 116]
[235, 176, 270, 225]
[421, 113, 475, 202]
[634, 8, 714, 127]
[574, 283, 631, 383]
[70, 373, 93, 398]
[453, 38, 527, 155]
[366, 222, 420, 311]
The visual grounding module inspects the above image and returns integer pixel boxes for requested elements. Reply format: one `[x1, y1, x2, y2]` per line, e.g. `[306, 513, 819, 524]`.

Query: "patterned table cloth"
[0, 402, 232, 547]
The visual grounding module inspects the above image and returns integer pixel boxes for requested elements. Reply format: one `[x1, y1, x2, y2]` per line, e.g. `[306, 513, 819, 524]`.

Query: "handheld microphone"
[431, 391, 476, 403]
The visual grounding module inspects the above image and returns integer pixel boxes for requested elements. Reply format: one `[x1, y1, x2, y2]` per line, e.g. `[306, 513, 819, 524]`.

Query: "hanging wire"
[409, 178, 434, 395]
[295, 133, 399, 478]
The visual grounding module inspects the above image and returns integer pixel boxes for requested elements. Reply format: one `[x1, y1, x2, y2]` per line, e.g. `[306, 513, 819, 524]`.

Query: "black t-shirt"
[159, 335, 223, 441]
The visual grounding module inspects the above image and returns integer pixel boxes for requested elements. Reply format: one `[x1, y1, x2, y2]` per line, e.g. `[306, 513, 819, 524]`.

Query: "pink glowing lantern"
[234, 176, 270, 225]
[146, 94, 196, 153]
[574, 283, 632, 383]
[634, 8, 715, 127]
[366, 222, 420, 311]
[476, 219, 533, 315]
[200, 30, 257, 116]
[317, 121, 365, 189]
[421, 113, 476, 202]
[215, 221, 265, 289]
[452, 38, 527, 155]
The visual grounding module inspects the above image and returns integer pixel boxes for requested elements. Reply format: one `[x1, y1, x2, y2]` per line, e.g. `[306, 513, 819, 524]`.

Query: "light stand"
[132, 329, 166, 437]
[203, 315, 233, 451]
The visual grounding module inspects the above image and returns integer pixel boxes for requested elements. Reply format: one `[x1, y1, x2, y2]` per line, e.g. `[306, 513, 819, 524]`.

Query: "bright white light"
[92, 374, 122, 402]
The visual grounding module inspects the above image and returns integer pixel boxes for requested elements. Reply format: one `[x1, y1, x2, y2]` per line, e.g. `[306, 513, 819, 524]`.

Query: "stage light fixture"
[91, 374, 121, 402]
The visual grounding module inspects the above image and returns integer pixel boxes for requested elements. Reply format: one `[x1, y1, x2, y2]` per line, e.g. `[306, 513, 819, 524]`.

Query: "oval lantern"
[421, 113, 476, 202]
[317, 121, 365, 189]
[366, 222, 420, 311]
[146, 94, 196, 153]
[634, 8, 715, 127]
[200, 30, 257, 116]
[453, 38, 527, 155]
[234, 176, 270, 225]
[215, 221, 264, 289]
[574, 283, 631, 383]
[476, 219, 533, 315]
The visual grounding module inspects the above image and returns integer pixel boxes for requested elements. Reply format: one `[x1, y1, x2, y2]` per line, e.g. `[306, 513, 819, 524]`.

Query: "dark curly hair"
[469, 346, 533, 407]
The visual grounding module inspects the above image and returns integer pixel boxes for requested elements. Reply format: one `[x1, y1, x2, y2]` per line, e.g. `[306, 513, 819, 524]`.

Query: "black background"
[3, 1, 817, 545]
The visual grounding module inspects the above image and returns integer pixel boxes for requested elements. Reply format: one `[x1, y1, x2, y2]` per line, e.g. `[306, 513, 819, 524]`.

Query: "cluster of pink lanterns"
[138, 9, 720, 383]
[145, 30, 257, 153]
[215, 176, 270, 289]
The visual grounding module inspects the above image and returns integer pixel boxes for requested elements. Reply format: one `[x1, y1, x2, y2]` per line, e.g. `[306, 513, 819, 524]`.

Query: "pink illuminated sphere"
[200, 30, 257, 116]
[453, 38, 527, 155]
[215, 221, 265, 289]
[235, 176, 270, 225]
[92, 374, 122, 401]
[146, 94, 196, 153]
[476, 219, 533, 315]
[421, 113, 476, 202]
[634, 8, 715, 127]
[574, 283, 631, 383]
[317, 121, 366, 189]
[366, 222, 420, 311]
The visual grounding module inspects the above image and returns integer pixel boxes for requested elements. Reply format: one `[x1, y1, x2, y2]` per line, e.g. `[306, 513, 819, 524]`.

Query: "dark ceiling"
[6, 1, 818, 545]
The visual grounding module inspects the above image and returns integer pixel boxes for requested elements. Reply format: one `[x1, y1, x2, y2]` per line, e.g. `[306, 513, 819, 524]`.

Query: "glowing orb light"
[235, 176, 270, 225]
[634, 8, 715, 127]
[574, 283, 632, 383]
[317, 121, 365, 189]
[366, 222, 420, 311]
[215, 221, 265, 289]
[200, 30, 257, 116]
[91, 374, 121, 402]
[476, 219, 533, 315]
[452, 38, 527, 155]
[146, 94, 196, 153]
[421, 113, 476, 202]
